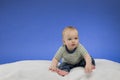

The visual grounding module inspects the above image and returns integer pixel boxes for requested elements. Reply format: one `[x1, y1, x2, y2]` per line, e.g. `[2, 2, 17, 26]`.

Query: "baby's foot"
[57, 69, 69, 76]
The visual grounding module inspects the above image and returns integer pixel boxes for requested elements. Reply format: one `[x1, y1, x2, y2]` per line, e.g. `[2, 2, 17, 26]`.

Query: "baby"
[49, 26, 95, 76]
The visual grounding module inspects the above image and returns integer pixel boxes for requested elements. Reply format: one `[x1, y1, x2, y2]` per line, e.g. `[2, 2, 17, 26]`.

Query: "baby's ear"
[62, 39, 65, 45]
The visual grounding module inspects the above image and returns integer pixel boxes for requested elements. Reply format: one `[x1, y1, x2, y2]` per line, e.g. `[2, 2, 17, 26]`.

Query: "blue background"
[0, 0, 120, 64]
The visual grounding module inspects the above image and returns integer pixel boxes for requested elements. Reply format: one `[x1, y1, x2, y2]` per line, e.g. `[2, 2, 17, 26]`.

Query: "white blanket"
[0, 59, 120, 80]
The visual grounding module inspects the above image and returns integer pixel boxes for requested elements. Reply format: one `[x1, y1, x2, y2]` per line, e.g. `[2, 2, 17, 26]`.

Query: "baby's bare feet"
[57, 69, 69, 76]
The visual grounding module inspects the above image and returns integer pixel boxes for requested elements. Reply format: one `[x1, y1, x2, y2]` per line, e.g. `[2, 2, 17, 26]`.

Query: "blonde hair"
[62, 26, 78, 38]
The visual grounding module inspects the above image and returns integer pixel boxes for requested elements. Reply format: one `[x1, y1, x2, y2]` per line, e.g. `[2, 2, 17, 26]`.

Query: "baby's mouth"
[71, 44, 75, 46]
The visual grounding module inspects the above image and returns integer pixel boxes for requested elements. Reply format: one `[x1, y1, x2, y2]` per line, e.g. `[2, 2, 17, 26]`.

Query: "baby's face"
[63, 30, 79, 51]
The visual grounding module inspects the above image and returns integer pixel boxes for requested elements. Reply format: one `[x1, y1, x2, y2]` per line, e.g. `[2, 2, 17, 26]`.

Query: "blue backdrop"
[0, 0, 120, 64]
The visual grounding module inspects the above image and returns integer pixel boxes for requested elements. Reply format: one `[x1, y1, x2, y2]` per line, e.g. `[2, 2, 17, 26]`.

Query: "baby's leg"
[57, 62, 73, 76]
[78, 56, 96, 68]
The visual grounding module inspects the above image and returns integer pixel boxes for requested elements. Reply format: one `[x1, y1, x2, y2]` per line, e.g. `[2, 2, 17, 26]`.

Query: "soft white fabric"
[0, 59, 120, 80]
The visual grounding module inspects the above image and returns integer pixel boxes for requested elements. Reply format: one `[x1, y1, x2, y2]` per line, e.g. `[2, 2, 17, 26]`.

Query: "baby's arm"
[49, 57, 59, 72]
[84, 54, 93, 73]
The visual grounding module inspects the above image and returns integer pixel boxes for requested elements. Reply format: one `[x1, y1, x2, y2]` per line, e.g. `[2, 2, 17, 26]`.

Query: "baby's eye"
[68, 38, 72, 40]
[75, 37, 78, 39]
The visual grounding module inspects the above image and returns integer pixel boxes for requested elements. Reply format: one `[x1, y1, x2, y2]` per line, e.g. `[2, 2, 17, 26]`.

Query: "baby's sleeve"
[54, 46, 64, 62]
[79, 44, 88, 57]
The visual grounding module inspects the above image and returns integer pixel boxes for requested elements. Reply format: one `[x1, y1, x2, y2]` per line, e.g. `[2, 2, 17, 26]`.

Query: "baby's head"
[62, 26, 79, 50]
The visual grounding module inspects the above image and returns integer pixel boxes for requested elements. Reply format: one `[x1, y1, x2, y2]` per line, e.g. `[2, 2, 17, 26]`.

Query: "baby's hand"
[49, 65, 58, 72]
[85, 64, 92, 73]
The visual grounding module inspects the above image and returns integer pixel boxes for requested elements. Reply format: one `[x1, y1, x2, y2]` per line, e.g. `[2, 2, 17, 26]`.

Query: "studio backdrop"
[0, 0, 120, 64]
